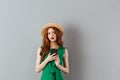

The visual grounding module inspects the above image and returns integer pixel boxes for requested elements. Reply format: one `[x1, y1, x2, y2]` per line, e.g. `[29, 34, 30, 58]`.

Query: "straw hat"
[40, 23, 64, 37]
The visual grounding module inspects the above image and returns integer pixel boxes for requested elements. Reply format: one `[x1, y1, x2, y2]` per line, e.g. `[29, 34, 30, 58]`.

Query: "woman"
[35, 23, 69, 80]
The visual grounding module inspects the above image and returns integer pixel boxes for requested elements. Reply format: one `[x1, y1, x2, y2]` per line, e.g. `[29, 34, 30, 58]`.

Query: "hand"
[46, 53, 57, 62]
[54, 55, 60, 66]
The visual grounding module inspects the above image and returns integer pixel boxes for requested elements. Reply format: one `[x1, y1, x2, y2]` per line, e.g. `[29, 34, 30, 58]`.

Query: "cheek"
[54, 35, 57, 39]
[48, 35, 50, 39]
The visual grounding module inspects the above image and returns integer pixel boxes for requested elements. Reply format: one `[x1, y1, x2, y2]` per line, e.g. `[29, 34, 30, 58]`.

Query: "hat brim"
[40, 23, 64, 37]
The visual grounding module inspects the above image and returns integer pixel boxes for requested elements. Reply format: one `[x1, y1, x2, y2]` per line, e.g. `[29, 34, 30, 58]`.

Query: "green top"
[40, 46, 65, 80]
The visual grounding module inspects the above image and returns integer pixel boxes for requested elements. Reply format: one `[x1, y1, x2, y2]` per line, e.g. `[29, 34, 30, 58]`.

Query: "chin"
[50, 40, 56, 42]
[51, 40, 56, 42]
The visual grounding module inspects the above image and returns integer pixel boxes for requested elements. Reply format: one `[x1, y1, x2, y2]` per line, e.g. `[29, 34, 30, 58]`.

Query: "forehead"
[48, 28, 55, 32]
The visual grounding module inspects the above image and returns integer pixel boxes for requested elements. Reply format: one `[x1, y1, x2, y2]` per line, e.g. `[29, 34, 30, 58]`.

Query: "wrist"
[55, 62, 59, 66]
[45, 59, 49, 63]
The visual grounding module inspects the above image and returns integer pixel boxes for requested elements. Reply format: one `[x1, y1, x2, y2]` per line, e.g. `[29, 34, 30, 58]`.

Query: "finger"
[54, 55, 58, 58]
[52, 56, 57, 59]
[51, 53, 57, 56]
[52, 55, 57, 58]
[53, 55, 58, 59]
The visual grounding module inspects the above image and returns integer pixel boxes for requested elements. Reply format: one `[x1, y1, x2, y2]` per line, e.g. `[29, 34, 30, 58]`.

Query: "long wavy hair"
[40, 27, 63, 62]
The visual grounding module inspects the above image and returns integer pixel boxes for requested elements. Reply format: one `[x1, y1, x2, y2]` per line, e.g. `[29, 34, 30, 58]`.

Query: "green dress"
[40, 46, 65, 80]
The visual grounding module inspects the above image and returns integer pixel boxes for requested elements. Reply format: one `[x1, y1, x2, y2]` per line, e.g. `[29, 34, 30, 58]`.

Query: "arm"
[35, 48, 49, 73]
[35, 47, 57, 73]
[55, 49, 69, 74]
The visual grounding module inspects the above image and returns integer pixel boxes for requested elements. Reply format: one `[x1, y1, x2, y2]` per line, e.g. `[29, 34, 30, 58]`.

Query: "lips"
[51, 37, 54, 39]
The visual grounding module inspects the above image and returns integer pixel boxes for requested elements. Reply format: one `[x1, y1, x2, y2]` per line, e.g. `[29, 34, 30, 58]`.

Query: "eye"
[48, 32, 50, 35]
[53, 31, 56, 34]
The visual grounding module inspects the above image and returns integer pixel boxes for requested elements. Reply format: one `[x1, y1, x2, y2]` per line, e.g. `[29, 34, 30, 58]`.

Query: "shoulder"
[65, 48, 68, 53]
[60, 46, 68, 53]
[60, 46, 66, 50]
[37, 47, 42, 58]
[37, 47, 41, 53]
[62, 46, 68, 53]
[63, 48, 69, 57]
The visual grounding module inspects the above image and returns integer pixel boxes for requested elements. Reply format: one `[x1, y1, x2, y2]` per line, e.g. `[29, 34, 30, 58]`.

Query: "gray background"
[0, 0, 120, 80]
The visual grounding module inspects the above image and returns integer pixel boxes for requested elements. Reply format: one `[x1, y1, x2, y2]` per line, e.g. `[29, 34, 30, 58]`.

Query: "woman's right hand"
[46, 53, 57, 62]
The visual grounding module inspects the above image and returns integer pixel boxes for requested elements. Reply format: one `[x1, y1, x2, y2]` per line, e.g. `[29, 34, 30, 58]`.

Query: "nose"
[49, 34, 54, 38]
[51, 33, 55, 36]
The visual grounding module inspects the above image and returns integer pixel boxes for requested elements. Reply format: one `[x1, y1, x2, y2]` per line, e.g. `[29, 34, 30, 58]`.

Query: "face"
[47, 28, 57, 42]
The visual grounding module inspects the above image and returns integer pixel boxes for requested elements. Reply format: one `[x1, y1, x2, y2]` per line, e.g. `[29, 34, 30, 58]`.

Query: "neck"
[50, 42, 59, 49]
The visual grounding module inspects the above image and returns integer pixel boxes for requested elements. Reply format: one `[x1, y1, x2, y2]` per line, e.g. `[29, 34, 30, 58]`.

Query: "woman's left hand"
[54, 55, 60, 66]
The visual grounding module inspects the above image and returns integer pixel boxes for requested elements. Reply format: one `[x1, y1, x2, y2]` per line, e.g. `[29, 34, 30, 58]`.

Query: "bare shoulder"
[37, 47, 41, 52]
[63, 48, 69, 57]
[37, 47, 42, 58]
